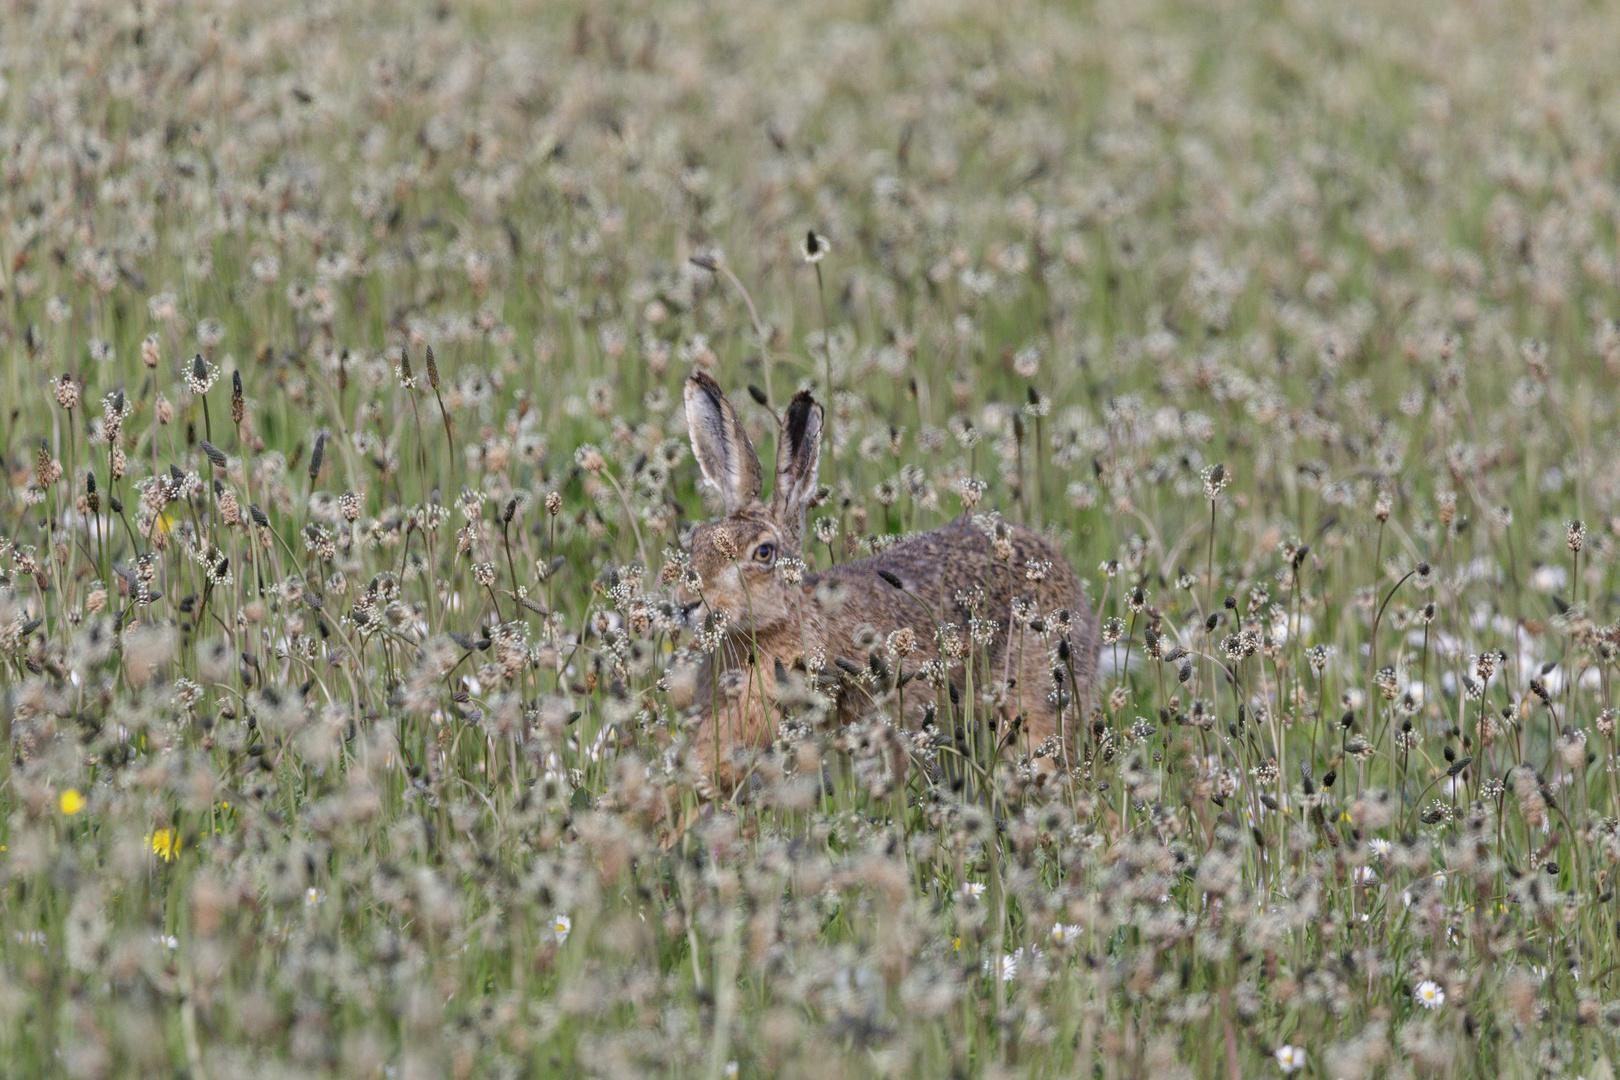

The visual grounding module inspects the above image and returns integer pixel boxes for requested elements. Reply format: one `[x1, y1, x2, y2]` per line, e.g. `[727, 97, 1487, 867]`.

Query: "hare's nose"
[678, 599, 703, 626]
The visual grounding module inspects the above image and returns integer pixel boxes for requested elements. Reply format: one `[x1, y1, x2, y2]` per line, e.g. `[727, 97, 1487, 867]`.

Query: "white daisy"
[1414, 979, 1445, 1009]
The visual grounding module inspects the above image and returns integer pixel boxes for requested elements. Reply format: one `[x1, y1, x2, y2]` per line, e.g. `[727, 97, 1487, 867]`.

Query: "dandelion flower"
[1274, 1045, 1305, 1073]
[59, 789, 86, 816]
[149, 829, 182, 862]
[1414, 980, 1445, 1009]
[553, 914, 572, 944]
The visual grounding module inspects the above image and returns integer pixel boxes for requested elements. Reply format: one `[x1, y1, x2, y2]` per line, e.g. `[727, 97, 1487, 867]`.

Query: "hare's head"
[682, 373, 822, 635]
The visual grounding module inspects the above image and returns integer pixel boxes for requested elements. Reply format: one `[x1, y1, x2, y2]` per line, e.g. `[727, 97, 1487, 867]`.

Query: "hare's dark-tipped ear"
[685, 372, 763, 515]
[772, 388, 823, 547]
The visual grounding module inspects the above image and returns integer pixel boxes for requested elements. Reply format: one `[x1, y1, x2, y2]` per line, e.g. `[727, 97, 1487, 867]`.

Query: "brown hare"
[677, 372, 1098, 795]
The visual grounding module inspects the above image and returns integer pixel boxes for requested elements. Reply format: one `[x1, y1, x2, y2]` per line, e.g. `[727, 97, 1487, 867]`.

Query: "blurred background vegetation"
[3, 0, 1620, 1076]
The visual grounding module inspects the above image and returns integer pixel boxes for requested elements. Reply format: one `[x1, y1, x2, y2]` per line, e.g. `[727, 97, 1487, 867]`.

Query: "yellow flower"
[59, 789, 86, 816]
[149, 829, 182, 862]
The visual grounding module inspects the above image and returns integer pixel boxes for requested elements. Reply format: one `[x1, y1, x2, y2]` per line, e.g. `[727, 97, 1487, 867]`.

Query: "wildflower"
[801, 230, 829, 263]
[59, 789, 86, 816]
[1414, 980, 1445, 1009]
[1374, 490, 1393, 521]
[961, 882, 987, 902]
[1274, 1045, 1305, 1073]
[197, 318, 225, 350]
[396, 348, 417, 389]
[149, 829, 182, 862]
[187, 353, 220, 395]
[1050, 923, 1083, 946]
[984, 950, 1018, 981]
[553, 914, 572, 944]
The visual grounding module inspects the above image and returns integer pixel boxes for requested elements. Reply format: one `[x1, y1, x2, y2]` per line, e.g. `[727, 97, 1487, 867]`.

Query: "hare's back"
[814, 516, 1083, 623]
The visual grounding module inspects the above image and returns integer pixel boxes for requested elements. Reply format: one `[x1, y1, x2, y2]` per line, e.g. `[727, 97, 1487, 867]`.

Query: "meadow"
[3, 0, 1620, 1076]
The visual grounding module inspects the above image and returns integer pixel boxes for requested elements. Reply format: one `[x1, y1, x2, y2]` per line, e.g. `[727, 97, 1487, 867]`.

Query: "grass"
[4, 0, 1620, 1077]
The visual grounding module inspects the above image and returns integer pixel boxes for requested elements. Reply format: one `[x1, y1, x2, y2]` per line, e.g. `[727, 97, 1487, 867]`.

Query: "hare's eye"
[752, 542, 776, 565]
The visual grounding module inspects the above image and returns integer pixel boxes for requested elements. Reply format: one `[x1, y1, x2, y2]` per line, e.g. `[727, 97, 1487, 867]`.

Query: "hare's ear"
[772, 389, 823, 547]
[685, 372, 763, 514]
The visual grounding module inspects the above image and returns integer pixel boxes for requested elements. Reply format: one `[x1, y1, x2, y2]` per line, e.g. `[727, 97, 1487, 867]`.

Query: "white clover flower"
[553, 914, 572, 944]
[1414, 979, 1445, 1009]
[1274, 1044, 1305, 1073]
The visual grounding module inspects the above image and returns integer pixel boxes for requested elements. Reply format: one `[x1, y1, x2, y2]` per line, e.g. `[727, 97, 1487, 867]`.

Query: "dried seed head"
[1374, 490, 1393, 522]
[36, 440, 60, 488]
[888, 627, 916, 657]
[425, 345, 440, 390]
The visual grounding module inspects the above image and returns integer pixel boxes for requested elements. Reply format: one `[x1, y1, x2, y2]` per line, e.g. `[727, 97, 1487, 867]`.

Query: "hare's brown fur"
[680, 372, 1098, 792]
